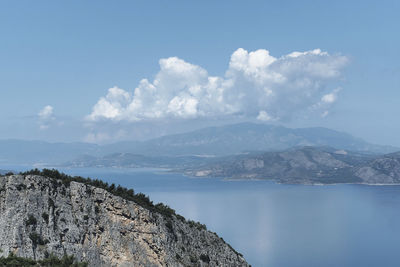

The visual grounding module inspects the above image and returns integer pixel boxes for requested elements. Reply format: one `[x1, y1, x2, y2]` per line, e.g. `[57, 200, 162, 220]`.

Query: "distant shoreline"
[3, 165, 400, 187]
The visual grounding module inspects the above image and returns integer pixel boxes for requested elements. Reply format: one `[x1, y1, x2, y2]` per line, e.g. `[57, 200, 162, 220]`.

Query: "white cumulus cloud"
[87, 48, 348, 122]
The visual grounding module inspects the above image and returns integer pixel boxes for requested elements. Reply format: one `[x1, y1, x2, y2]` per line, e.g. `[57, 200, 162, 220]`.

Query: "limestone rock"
[0, 174, 249, 267]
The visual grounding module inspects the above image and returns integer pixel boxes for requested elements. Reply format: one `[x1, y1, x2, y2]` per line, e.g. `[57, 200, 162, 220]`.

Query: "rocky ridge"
[0, 173, 249, 266]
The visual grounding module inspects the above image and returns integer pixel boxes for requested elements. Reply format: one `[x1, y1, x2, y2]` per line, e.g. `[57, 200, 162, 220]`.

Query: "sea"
[5, 166, 400, 267]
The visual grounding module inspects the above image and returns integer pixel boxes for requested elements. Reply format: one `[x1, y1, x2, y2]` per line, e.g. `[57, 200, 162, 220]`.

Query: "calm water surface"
[8, 166, 400, 267]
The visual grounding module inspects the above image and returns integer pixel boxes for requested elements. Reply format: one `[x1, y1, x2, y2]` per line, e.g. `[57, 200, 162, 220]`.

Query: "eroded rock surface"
[0, 174, 249, 267]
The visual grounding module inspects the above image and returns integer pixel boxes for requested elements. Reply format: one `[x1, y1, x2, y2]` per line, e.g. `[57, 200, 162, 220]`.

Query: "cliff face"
[0, 174, 248, 267]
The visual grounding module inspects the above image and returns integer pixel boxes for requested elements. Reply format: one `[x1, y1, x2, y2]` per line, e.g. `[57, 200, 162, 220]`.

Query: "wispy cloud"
[87, 48, 348, 123]
[38, 105, 54, 130]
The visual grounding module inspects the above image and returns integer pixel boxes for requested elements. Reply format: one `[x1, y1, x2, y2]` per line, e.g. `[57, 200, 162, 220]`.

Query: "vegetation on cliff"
[0, 253, 87, 267]
[0, 170, 248, 266]
[17, 168, 207, 230]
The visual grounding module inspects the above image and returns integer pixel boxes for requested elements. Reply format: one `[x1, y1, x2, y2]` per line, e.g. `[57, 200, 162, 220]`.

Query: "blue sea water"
[6, 166, 400, 267]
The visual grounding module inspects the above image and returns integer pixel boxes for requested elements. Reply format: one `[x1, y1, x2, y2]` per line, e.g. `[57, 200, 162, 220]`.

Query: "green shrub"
[190, 255, 197, 263]
[165, 220, 173, 232]
[48, 198, 55, 210]
[187, 220, 207, 231]
[16, 183, 27, 191]
[29, 232, 48, 246]
[0, 252, 88, 267]
[200, 254, 210, 263]
[42, 212, 49, 224]
[25, 214, 37, 226]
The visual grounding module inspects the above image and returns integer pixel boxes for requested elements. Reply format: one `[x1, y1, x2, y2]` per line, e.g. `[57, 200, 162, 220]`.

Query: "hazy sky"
[1, 1, 399, 146]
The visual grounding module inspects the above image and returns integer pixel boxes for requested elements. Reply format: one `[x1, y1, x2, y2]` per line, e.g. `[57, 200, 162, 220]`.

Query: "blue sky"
[0, 0, 399, 145]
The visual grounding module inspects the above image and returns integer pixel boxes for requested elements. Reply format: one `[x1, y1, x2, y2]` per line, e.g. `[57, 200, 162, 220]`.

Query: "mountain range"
[0, 123, 397, 165]
[125, 122, 396, 156]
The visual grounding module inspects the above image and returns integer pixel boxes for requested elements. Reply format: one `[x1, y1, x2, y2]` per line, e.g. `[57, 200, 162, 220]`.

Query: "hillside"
[184, 147, 400, 184]
[0, 171, 248, 267]
[353, 151, 400, 184]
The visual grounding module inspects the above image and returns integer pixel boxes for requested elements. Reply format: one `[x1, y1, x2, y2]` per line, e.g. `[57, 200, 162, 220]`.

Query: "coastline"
[4, 164, 400, 187]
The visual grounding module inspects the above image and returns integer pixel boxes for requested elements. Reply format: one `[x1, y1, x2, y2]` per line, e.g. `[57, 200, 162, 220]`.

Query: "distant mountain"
[63, 153, 216, 168]
[183, 146, 400, 184]
[105, 122, 398, 156]
[0, 140, 99, 164]
[0, 123, 397, 165]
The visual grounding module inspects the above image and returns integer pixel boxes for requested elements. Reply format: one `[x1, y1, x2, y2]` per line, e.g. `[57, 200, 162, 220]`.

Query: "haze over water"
[55, 167, 400, 267]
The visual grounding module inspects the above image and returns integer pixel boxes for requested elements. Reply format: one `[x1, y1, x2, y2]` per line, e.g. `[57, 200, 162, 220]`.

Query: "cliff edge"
[0, 173, 249, 266]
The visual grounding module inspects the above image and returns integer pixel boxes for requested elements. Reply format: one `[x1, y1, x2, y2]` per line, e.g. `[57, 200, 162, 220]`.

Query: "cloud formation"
[87, 48, 348, 122]
[38, 105, 54, 129]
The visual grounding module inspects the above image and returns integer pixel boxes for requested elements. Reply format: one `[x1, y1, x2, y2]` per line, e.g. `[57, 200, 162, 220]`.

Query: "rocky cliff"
[0, 174, 249, 266]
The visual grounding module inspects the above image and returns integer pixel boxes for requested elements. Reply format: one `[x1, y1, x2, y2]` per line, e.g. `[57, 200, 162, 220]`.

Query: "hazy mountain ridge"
[63, 153, 216, 169]
[0, 140, 99, 164]
[183, 146, 400, 184]
[0, 123, 397, 165]
[115, 123, 396, 156]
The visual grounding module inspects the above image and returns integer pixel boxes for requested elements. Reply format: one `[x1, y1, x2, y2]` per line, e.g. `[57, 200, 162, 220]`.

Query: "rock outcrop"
[0, 174, 249, 266]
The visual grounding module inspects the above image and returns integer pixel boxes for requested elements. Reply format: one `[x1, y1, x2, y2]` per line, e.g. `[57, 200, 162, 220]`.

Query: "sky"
[0, 0, 399, 146]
